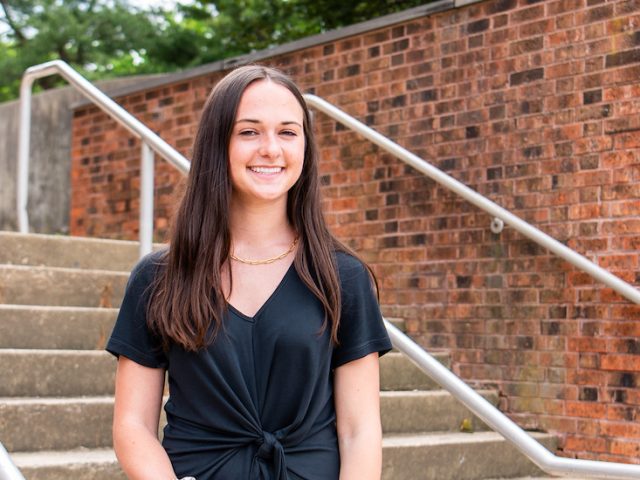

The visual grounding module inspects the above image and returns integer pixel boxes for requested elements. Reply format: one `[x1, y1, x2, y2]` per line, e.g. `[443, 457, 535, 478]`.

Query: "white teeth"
[249, 166, 282, 174]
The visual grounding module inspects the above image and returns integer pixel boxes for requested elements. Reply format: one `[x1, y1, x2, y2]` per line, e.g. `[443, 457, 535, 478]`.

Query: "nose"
[258, 132, 281, 158]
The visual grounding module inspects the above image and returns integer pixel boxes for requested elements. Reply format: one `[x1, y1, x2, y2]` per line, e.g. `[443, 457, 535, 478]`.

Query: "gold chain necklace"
[230, 236, 299, 265]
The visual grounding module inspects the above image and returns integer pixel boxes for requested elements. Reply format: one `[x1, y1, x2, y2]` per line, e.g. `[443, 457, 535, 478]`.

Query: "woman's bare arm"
[334, 352, 383, 480]
[113, 356, 176, 480]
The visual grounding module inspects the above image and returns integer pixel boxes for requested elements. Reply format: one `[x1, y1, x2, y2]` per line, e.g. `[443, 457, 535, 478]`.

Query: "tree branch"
[57, 44, 70, 63]
[0, 0, 27, 44]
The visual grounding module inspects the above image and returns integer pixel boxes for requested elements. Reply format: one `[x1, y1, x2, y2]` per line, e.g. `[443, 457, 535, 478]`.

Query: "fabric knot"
[257, 431, 281, 460]
[252, 430, 287, 479]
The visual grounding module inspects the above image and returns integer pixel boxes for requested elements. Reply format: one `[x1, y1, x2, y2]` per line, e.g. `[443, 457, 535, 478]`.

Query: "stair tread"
[10, 432, 550, 456]
[0, 348, 110, 355]
[0, 232, 161, 273]
[0, 265, 129, 308]
[380, 389, 495, 397]
[0, 304, 119, 313]
[10, 447, 116, 466]
[0, 231, 139, 246]
[0, 389, 494, 400]
[0, 304, 117, 350]
[0, 264, 130, 276]
[383, 430, 553, 447]
[10, 451, 574, 479]
[0, 396, 113, 405]
[383, 350, 448, 359]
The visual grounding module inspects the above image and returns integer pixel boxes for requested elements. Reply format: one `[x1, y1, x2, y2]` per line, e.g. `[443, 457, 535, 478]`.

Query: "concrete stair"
[0, 231, 559, 479]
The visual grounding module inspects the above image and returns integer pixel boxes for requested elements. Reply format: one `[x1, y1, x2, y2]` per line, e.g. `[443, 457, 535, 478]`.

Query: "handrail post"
[140, 142, 154, 257]
[16, 60, 190, 257]
[0, 441, 26, 480]
[17, 75, 36, 233]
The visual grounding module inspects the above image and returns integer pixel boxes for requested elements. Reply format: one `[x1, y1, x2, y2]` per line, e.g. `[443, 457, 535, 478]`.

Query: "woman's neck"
[229, 199, 294, 247]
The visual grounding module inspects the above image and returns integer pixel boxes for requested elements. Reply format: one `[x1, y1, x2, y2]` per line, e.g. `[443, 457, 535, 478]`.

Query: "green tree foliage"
[0, 0, 173, 101]
[0, 0, 428, 101]
[178, 0, 427, 63]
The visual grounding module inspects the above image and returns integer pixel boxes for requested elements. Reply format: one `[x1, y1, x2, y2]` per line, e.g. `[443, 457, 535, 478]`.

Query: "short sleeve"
[106, 250, 168, 369]
[331, 253, 392, 369]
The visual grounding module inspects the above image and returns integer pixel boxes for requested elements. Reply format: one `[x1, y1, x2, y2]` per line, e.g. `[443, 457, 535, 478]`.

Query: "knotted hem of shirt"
[251, 430, 287, 480]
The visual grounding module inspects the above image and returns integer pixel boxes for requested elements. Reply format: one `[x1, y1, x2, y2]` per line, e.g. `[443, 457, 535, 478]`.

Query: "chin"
[247, 191, 289, 204]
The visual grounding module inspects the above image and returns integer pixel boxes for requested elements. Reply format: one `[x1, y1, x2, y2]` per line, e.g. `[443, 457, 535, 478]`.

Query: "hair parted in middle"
[147, 64, 357, 352]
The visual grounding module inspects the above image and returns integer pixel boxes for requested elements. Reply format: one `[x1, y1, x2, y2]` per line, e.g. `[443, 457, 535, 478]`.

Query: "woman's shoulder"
[128, 248, 168, 284]
[334, 250, 370, 286]
[334, 250, 364, 270]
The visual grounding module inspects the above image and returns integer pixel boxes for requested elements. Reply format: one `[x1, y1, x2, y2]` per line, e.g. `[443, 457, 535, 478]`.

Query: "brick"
[511, 5, 544, 23]
[604, 117, 640, 134]
[486, 0, 517, 14]
[602, 355, 640, 371]
[566, 401, 608, 418]
[606, 48, 640, 68]
[583, 89, 603, 104]
[510, 67, 544, 85]
[610, 440, 640, 457]
[467, 18, 490, 33]
[510, 36, 544, 56]
[565, 434, 608, 453]
[615, 131, 640, 149]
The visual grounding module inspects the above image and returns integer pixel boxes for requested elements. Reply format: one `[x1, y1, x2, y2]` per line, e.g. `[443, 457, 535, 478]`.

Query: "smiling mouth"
[248, 166, 283, 174]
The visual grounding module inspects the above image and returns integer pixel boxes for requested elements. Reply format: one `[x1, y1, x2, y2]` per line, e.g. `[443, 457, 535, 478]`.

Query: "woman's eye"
[281, 130, 297, 136]
[239, 130, 257, 136]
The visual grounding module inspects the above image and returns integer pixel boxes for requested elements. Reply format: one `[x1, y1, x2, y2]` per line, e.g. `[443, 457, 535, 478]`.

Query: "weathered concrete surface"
[1, 348, 453, 399]
[0, 232, 563, 479]
[0, 265, 128, 307]
[0, 397, 113, 452]
[1, 89, 76, 234]
[382, 431, 556, 480]
[0, 350, 115, 397]
[0, 305, 117, 350]
[0, 231, 148, 271]
[12, 444, 566, 480]
[381, 390, 498, 434]
[380, 351, 449, 391]
[12, 448, 126, 480]
[487, 477, 583, 479]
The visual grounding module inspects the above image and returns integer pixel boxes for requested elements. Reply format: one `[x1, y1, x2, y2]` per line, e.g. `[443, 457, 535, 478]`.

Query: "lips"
[248, 166, 283, 174]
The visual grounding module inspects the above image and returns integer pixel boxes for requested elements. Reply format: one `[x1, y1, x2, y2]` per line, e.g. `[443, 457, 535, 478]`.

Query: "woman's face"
[228, 79, 305, 208]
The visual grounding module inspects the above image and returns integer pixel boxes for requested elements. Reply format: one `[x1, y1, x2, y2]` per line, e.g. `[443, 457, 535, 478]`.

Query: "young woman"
[107, 65, 392, 480]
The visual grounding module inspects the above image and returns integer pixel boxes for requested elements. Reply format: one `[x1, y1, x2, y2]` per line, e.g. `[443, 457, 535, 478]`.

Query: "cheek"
[292, 153, 305, 184]
[228, 142, 253, 174]
[228, 141, 242, 163]
[290, 139, 306, 163]
[227, 145, 245, 185]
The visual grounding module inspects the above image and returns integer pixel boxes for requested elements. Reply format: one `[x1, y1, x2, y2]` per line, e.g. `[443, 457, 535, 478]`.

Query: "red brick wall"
[71, 0, 640, 463]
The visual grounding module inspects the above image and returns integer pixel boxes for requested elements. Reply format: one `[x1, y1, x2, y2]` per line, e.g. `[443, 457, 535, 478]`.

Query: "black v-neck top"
[107, 250, 392, 480]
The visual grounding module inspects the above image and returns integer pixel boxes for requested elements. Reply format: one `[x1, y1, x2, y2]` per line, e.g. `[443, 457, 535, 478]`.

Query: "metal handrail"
[15, 61, 640, 478]
[385, 320, 640, 479]
[306, 92, 640, 479]
[18, 62, 640, 306]
[17, 60, 191, 257]
[0, 441, 25, 480]
[304, 94, 640, 306]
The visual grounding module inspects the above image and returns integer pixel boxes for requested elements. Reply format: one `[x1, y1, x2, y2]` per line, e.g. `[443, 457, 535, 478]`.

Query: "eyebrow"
[235, 118, 303, 128]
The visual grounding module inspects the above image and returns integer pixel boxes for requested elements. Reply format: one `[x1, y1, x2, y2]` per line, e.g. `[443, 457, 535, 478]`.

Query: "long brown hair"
[147, 65, 354, 352]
